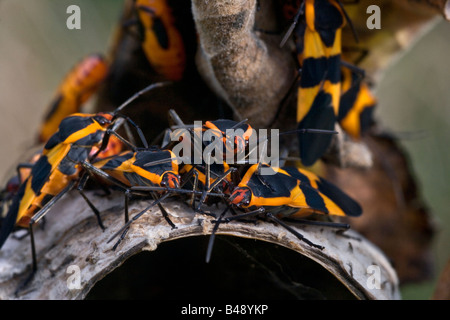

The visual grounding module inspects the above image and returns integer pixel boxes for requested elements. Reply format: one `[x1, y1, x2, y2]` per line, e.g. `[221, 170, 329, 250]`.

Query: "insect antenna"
[113, 82, 171, 115]
[279, 1, 305, 48]
[336, 0, 359, 43]
[205, 206, 230, 263]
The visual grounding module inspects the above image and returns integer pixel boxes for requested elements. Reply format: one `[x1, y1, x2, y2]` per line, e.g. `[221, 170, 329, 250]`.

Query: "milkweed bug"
[204, 163, 362, 261]
[89, 134, 125, 160]
[279, 0, 362, 166]
[134, 0, 186, 81]
[167, 109, 336, 165]
[0, 82, 169, 289]
[103, 165, 226, 249]
[38, 54, 108, 143]
[166, 109, 338, 213]
[228, 163, 361, 221]
[337, 64, 376, 139]
[88, 148, 180, 226]
[199, 119, 256, 159]
[164, 109, 257, 162]
[180, 162, 237, 205]
[295, 0, 346, 166]
[0, 151, 42, 219]
[81, 143, 228, 250]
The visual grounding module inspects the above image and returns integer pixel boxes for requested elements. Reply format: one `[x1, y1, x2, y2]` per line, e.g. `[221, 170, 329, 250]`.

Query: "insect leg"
[266, 213, 324, 250]
[282, 217, 350, 230]
[207, 167, 237, 193]
[76, 172, 106, 231]
[129, 186, 224, 198]
[336, 0, 359, 43]
[107, 192, 172, 247]
[25, 180, 76, 284]
[279, 1, 305, 48]
[113, 113, 149, 149]
[149, 190, 176, 229]
[195, 154, 212, 213]
[15, 163, 34, 184]
[222, 207, 266, 223]
[205, 206, 230, 263]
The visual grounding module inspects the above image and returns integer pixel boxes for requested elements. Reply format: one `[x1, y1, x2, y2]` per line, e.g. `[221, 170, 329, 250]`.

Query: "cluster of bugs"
[0, 0, 377, 291]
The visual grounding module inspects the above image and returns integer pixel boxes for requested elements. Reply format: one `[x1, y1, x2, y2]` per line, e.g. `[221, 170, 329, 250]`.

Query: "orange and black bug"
[103, 154, 226, 248]
[89, 134, 125, 160]
[203, 163, 362, 261]
[180, 162, 236, 196]
[88, 148, 180, 227]
[81, 143, 227, 249]
[164, 109, 257, 163]
[279, 0, 361, 166]
[0, 82, 168, 287]
[228, 164, 361, 220]
[0, 151, 41, 219]
[295, 0, 346, 166]
[167, 109, 334, 166]
[184, 118, 253, 210]
[199, 119, 256, 160]
[165, 110, 255, 211]
[337, 63, 376, 139]
[38, 54, 108, 143]
[134, 0, 186, 81]
[179, 161, 238, 214]
[166, 109, 338, 213]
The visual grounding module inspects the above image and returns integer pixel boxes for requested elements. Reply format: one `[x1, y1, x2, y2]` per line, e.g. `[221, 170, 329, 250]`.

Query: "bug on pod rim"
[0, 82, 170, 294]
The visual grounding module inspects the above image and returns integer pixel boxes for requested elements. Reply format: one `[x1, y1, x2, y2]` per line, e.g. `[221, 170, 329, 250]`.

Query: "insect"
[83, 142, 229, 249]
[103, 158, 226, 249]
[337, 64, 376, 140]
[0, 82, 168, 287]
[89, 134, 125, 160]
[180, 162, 236, 197]
[279, 0, 361, 166]
[88, 147, 180, 225]
[228, 163, 361, 221]
[134, 0, 186, 81]
[0, 150, 42, 220]
[294, 0, 346, 166]
[198, 119, 256, 160]
[38, 54, 108, 143]
[160, 111, 253, 211]
[164, 109, 257, 162]
[204, 163, 362, 261]
[178, 161, 238, 215]
[166, 109, 338, 213]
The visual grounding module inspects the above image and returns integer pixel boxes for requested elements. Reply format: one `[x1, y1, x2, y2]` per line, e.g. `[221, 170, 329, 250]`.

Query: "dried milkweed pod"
[0, 193, 400, 300]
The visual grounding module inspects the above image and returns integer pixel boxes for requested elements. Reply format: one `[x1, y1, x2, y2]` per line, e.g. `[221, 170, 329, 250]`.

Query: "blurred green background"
[375, 18, 450, 299]
[0, 0, 448, 299]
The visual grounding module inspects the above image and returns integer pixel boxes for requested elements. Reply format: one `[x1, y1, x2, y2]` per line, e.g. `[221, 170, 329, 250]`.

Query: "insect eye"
[93, 115, 111, 126]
